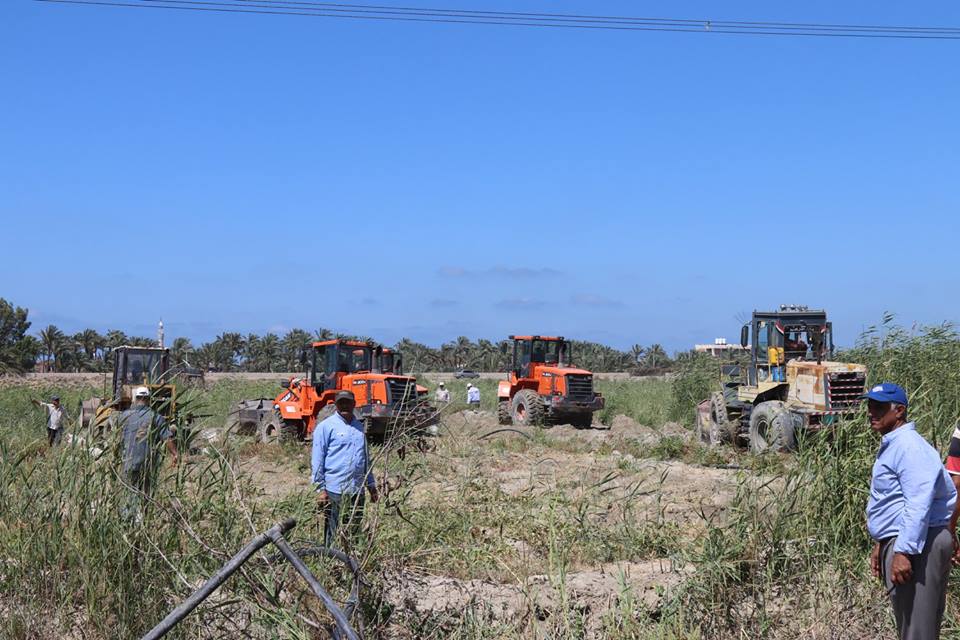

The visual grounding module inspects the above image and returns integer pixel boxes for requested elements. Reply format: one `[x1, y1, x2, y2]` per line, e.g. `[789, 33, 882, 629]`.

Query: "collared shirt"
[435, 388, 450, 403]
[118, 406, 172, 473]
[467, 387, 480, 403]
[311, 412, 375, 495]
[945, 424, 960, 476]
[40, 402, 65, 430]
[866, 422, 957, 554]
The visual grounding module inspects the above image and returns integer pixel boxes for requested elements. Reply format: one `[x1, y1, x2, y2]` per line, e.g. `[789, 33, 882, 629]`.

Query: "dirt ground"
[231, 409, 739, 634]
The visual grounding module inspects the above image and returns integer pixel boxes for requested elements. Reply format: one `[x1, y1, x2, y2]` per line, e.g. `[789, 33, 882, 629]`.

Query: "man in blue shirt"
[865, 383, 956, 640]
[312, 390, 379, 547]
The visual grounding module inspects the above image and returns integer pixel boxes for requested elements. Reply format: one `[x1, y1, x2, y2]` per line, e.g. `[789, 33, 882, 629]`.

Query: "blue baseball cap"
[863, 382, 908, 407]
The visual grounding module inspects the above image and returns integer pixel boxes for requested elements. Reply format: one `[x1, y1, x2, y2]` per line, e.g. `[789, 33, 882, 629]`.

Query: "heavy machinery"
[79, 346, 180, 429]
[233, 339, 436, 442]
[497, 335, 604, 427]
[696, 305, 867, 453]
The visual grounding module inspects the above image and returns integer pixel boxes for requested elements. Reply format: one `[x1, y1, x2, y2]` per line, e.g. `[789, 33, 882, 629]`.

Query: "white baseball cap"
[438, 382, 445, 387]
[133, 386, 150, 398]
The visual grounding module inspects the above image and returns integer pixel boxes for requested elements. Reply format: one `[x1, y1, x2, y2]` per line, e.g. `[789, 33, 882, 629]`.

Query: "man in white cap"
[466, 383, 481, 408]
[119, 386, 177, 516]
[435, 382, 450, 404]
[32, 394, 67, 447]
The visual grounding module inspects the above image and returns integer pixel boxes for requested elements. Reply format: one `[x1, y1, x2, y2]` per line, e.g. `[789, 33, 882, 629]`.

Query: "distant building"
[694, 338, 749, 357]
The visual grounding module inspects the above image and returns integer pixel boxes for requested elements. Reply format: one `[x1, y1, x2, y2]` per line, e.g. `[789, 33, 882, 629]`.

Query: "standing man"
[119, 387, 177, 516]
[944, 421, 960, 564]
[435, 382, 450, 404]
[865, 383, 956, 640]
[32, 395, 66, 447]
[312, 391, 379, 547]
[466, 383, 481, 408]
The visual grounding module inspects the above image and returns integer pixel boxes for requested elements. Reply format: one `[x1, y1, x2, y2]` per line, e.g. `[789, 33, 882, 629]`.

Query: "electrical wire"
[34, 0, 960, 40]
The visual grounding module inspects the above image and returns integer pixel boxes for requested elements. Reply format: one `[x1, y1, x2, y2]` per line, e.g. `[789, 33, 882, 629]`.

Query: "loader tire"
[710, 392, 735, 445]
[497, 400, 512, 425]
[511, 390, 545, 427]
[258, 412, 297, 444]
[749, 401, 797, 454]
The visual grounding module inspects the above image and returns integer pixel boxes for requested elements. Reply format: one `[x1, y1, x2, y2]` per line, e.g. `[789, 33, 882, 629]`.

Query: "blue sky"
[2, 1, 958, 352]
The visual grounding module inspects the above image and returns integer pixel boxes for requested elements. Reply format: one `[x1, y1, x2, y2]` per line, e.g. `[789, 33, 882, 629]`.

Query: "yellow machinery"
[696, 306, 866, 453]
[79, 346, 178, 430]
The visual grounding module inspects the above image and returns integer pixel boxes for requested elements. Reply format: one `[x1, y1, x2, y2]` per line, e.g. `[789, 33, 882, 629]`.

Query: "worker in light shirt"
[865, 383, 957, 640]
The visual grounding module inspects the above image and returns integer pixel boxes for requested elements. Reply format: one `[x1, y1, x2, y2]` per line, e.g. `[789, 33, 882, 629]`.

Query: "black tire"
[511, 390, 545, 426]
[497, 400, 512, 425]
[258, 412, 299, 444]
[749, 401, 797, 453]
[710, 391, 736, 445]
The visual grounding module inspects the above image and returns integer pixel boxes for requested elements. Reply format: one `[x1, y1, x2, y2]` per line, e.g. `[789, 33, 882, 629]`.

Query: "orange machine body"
[497, 335, 603, 426]
[274, 339, 430, 438]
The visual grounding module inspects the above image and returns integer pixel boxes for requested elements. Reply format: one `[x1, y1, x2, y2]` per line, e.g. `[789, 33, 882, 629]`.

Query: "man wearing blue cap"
[865, 382, 956, 640]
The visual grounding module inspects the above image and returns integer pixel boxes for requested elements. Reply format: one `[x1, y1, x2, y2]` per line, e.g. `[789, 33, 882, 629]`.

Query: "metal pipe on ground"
[267, 532, 361, 640]
[140, 518, 362, 640]
[141, 518, 296, 640]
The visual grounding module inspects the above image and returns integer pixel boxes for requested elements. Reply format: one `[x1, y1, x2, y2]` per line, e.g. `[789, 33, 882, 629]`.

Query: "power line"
[35, 0, 960, 40]
[226, 0, 960, 34]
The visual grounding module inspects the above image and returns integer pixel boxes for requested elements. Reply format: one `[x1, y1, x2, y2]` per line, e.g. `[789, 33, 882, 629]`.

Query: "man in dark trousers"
[32, 395, 66, 447]
[866, 382, 956, 640]
[311, 390, 379, 547]
[119, 386, 177, 517]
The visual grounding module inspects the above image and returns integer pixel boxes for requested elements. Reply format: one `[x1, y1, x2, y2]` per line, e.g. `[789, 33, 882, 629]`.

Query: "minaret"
[158, 319, 165, 349]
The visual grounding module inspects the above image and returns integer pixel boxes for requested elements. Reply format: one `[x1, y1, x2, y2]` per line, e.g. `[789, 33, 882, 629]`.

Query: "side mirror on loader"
[740, 325, 749, 349]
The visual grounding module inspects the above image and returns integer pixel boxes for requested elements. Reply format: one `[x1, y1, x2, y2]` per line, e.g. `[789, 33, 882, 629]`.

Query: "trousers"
[882, 526, 953, 640]
[323, 492, 365, 547]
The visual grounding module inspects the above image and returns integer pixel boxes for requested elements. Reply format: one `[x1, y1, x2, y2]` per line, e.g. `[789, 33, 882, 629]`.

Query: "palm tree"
[645, 344, 670, 371]
[171, 337, 194, 365]
[39, 325, 65, 372]
[282, 329, 312, 371]
[259, 333, 281, 371]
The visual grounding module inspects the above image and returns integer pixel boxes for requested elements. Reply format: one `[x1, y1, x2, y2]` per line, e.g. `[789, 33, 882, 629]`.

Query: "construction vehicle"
[79, 346, 180, 430]
[497, 335, 604, 428]
[695, 305, 867, 453]
[233, 339, 436, 443]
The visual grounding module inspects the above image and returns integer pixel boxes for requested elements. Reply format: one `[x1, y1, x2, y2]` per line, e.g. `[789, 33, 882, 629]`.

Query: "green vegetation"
[2, 316, 959, 638]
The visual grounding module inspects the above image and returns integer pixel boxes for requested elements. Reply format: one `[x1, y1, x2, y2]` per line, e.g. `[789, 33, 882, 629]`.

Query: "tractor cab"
[739, 306, 834, 387]
[510, 335, 569, 378]
[110, 346, 174, 409]
[380, 348, 403, 374]
[309, 339, 378, 392]
[80, 346, 177, 429]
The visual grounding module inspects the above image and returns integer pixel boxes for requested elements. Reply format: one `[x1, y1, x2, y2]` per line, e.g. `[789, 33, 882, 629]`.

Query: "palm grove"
[0, 298, 675, 375]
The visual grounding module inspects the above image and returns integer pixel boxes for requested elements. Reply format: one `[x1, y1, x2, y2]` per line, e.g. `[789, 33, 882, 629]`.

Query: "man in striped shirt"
[946, 422, 960, 564]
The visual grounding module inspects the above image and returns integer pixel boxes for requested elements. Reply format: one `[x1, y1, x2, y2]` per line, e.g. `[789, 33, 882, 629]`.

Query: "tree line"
[0, 298, 677, 375]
